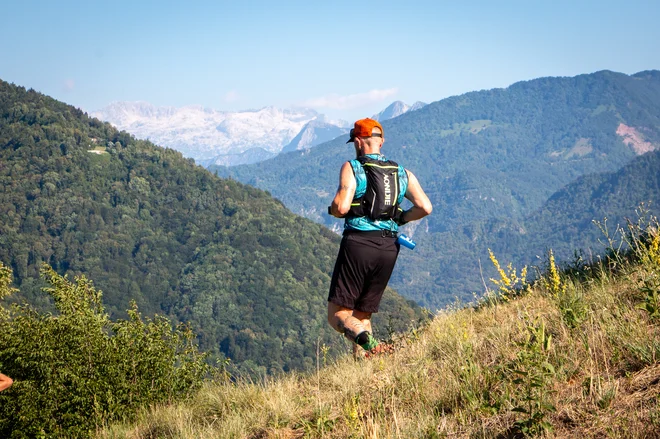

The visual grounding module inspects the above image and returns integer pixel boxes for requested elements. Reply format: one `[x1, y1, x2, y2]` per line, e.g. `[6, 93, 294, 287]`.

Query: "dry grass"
[99, 239, 660, 439]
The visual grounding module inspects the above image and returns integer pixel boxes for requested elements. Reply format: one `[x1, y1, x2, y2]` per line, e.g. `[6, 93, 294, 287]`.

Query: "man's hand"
[328, 206, 344, 217]
[393, 207, 408, 226]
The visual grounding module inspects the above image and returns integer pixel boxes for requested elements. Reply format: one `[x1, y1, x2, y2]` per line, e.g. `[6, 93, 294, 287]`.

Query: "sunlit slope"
[101, 223, 660, 438]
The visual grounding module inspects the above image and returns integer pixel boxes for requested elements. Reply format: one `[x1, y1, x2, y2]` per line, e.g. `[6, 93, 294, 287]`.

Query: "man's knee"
[353, 310, 372, 321]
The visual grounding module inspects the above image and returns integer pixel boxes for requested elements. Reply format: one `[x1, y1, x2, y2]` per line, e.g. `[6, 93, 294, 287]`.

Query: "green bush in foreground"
[0, 263, 209, 438]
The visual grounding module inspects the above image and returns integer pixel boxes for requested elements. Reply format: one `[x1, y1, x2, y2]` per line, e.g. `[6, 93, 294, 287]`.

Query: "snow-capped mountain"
[280, 116, 350, 154]
[372, 100, 427, 121]
[91, 102, 321, 163]
[92, 99, 425, 167]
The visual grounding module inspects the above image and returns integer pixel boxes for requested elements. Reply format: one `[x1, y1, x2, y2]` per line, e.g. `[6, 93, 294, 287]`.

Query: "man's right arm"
[329, 162, 356, 218]
[399, 170, 432, 224]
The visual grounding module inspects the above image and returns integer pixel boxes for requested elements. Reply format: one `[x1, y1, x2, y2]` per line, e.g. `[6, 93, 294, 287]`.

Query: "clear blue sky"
[1, 0, 659, 121]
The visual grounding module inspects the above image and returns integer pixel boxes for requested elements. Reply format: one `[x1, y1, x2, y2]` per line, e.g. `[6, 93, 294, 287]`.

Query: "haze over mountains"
[215, 70, 660, 308]
[92, 100, 426, 166]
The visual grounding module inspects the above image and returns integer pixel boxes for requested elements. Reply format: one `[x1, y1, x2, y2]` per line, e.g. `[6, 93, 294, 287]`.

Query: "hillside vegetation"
[215, 70, 660, 309]
[0, 79, 423, 376]
[0, 263, 209, 438]
[493, 149, 660, 264]
[101, 219, 660, 438]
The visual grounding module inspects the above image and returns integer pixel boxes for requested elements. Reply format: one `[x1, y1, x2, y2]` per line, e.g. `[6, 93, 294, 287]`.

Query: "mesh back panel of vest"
[351, 157, 400, 221]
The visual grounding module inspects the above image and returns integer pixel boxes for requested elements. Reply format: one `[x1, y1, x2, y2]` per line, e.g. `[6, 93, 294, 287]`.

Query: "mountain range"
[372, 100, 427, 121]
[213, 70, 660, 308]
[91, 102, 320, 164]
[92, 100, 426, 166]
[280, 116, 349, 154]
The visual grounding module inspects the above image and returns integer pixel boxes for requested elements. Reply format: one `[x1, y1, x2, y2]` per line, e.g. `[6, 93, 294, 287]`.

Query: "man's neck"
[359, 147, 381, 156]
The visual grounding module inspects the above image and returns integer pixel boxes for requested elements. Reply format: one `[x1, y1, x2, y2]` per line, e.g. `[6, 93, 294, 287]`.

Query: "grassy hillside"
[100, 220, 660, 438]
[214, 70, 660, 309]
[0, 79, 423, 376]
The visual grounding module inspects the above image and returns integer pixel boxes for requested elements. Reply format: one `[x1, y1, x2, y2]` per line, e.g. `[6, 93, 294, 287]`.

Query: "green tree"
[0, 262, 208, 438]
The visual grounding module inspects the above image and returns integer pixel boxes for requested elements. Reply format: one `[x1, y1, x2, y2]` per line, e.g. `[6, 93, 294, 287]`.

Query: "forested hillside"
[214, 70, 660, 308]
[504, 148, 660, 263]
[403, 148, 660, 305]
[0, 80, 423, 376]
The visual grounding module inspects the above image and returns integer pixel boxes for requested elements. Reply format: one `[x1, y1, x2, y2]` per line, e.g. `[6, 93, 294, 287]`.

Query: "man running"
[327, 118, 432, 356]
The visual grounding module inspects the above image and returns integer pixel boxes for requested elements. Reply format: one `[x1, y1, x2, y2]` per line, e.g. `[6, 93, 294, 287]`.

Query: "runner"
[327, 118, 432, 357]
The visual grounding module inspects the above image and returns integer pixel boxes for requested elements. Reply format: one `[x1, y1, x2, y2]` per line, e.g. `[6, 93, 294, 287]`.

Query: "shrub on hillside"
[0, 263, 208, 438]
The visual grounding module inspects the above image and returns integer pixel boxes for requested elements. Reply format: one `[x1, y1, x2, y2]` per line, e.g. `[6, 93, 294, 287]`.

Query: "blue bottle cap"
[397, 234, 416, 250]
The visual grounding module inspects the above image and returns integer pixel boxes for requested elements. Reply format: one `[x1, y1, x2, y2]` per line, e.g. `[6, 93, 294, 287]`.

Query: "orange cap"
[346, 118, 384, 143]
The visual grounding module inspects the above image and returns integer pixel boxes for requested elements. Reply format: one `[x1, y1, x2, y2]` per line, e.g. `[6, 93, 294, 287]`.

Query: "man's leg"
[351, 310, 373, 359]
[328, 302, 378, 351]
[327, 302, 366, 340]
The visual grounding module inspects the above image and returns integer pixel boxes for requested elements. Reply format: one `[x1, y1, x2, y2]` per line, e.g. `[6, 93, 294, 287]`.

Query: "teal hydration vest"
[345, 154, 408, 232]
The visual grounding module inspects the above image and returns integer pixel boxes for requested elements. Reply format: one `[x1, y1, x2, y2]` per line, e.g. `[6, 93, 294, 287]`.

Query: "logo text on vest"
[383, 174, 392, 205]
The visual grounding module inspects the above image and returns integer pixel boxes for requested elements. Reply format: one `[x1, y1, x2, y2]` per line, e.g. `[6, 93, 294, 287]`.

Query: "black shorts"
[328, 231, 400, 313]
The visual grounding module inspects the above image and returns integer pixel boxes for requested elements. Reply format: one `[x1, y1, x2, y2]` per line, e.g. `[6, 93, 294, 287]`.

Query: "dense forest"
[0, 80, 424, 376]
[503, 148, 660, 262]
[214, 70, 660, 308]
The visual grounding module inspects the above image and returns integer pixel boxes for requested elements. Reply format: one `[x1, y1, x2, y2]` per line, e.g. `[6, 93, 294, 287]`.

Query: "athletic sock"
[355, 331, 379, 351]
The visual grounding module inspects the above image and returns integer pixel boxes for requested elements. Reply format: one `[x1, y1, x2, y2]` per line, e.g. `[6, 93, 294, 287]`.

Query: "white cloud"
[301, 88, 398, 110]
[224, 90, 240, 103]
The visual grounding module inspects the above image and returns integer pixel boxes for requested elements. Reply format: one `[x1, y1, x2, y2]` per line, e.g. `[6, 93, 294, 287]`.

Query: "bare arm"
[0, 373, 13, 392]
[329, 162, 356, 217]
[400, 170, 432, 223]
